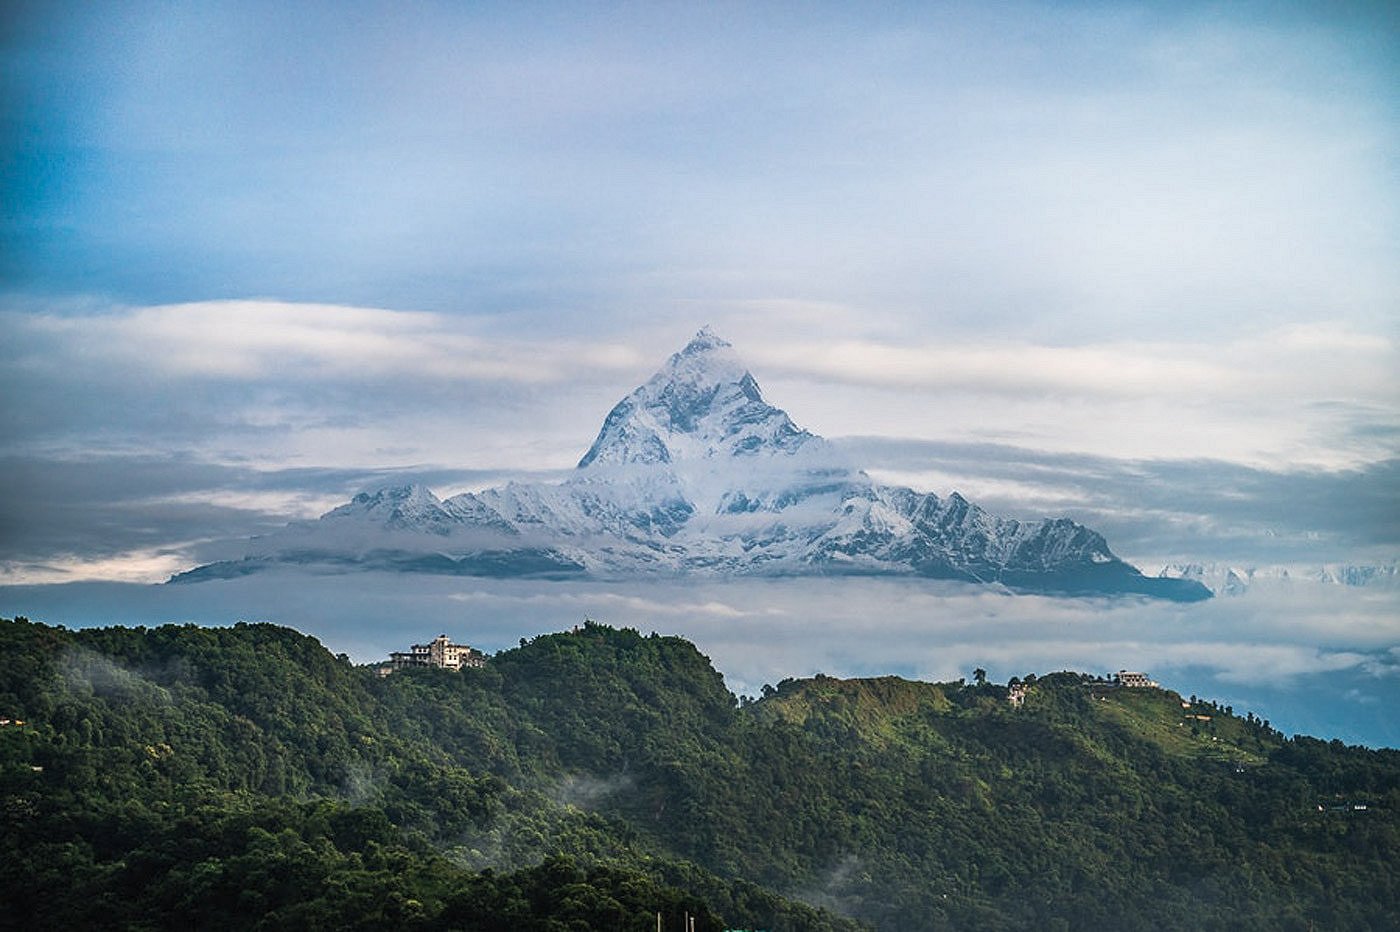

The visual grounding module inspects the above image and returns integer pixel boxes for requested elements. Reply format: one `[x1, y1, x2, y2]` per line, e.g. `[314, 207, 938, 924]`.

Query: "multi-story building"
[377, 634, 486, 675]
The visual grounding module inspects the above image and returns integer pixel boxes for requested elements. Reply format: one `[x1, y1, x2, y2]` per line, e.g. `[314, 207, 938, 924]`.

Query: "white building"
[1115, 670, 1158, 688]
[377, 634, 486, 675]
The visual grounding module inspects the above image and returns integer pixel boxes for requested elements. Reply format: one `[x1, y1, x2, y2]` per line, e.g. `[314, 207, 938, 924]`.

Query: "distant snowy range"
[4, 330, 1397, 746]
[173, 328, 1212, 601]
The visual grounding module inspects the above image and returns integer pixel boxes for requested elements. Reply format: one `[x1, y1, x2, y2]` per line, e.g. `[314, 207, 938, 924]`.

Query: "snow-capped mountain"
[174, 328, 1210, 601]
[1158, 561, 1399, 596]
[578, 326, 817, 470]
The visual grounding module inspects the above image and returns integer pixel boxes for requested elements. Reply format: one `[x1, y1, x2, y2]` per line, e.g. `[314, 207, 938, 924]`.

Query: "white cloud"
[749, 325, 1396, 469]
[750, 326, 1395, 403]
[448, 588, 770, 621]
[427, 576, 1396, 691]
[12, 301, 646, 384]
[4, 299, 1395, 487]
[150, 488, 344, 521]
[757, 340, 1239, 397]
[1, 548, 195, 586]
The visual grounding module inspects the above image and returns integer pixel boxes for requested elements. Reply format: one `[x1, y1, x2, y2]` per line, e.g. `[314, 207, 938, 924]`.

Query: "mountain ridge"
[174, 329, 1211, 601]
[5, 615, 1398, 930]
[1159, 560, 1399, 595]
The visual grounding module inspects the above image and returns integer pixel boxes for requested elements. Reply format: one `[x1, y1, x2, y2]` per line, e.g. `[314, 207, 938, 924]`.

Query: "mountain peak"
[680, 325, 731, 355]
[352, 483, 436, 504]
[577, 327, 814, 469]
[323, 483, 460, 534]
[657, 326, 747, 391]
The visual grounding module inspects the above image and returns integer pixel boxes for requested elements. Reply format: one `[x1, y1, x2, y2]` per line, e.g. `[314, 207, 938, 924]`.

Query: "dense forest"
[1, 616, 1396, 930]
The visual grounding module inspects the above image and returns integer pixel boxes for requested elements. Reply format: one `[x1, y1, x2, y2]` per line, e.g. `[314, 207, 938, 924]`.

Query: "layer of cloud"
[3, 574, 1396, 746]
[4, 301, 1395, 472]
[751, 326, 1393, 402]
[845, 439, 1400, 567]
[6, 301, 645, 384]
[0, 300, 653, 472]
[0, 453, 561, 584]
[21, 300, 1379, 421]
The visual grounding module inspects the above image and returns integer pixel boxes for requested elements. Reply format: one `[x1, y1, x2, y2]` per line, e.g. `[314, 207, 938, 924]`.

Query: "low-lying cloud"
[4, 573, 1396, 747]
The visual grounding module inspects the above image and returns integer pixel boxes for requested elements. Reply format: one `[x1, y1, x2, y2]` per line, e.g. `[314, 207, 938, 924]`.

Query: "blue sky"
[2, 2, 1398, 742]
[7, 1, 1397, 334]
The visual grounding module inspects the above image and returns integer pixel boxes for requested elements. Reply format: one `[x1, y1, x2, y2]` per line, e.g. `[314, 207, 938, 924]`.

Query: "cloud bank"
[5, 301, 1394, 466]
[3, 574, 1396, 747]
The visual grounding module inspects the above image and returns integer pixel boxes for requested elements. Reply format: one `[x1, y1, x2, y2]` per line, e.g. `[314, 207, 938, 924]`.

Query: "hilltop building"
[1115, 670, 1158, 688]
[376, 634, 486, 676]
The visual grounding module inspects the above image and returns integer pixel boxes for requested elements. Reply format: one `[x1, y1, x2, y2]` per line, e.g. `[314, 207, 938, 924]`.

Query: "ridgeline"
[1, 617, 1396, 930]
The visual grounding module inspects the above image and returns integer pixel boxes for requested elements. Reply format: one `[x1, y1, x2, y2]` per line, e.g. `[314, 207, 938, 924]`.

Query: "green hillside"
[1, 617, 1396, 930]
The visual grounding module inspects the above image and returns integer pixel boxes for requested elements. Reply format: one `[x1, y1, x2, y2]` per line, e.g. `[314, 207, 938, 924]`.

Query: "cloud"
[0, 300, 656, 472]
[759, 341, 1239, 397]
[750, 324, 1398, 470]
[448, 589, 765, 620]
[752, 326, 1394, 401]
[3, 573, 1397, 745]
[6, 301, 1394, 471]
[8, 301, 645, 384]
[0, 453, 561, 584]
[844, 439, 1400, 566]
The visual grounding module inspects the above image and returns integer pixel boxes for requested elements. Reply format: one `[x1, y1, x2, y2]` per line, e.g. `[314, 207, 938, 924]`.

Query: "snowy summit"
[578, 326, 815, 469]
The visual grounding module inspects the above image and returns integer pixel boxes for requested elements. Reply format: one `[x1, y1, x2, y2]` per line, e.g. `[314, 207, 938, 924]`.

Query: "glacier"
[173, 327, 1211, 601]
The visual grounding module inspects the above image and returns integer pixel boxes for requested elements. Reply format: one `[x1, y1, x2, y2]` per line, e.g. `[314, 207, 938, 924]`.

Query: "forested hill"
[2, 618, 1397, 930]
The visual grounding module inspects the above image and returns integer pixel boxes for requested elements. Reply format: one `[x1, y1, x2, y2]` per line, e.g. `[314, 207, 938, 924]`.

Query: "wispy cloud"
[0, 453, 563, 584]
[758, 331, 1397, 469]
[9, 301, 645, 383]
[753, 326, 1394, 401]
[1, 549, 196, 587]
[6, 302, 1394, 469]
[0, 300, 659, 472]
[845, 439, 1400, 567]
[448, 588, 771, 620]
